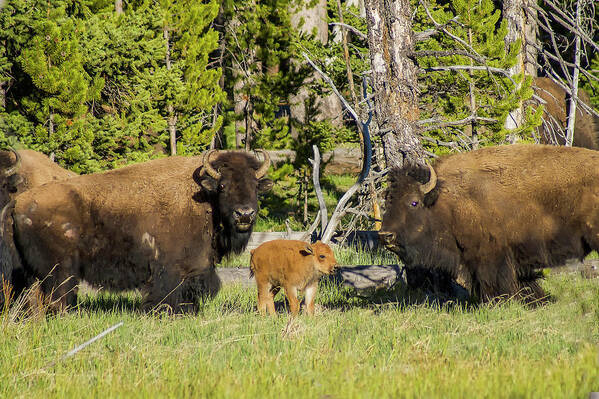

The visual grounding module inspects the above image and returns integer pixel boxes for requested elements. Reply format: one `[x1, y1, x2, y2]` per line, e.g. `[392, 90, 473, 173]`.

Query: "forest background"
[1, 0, 598, 229]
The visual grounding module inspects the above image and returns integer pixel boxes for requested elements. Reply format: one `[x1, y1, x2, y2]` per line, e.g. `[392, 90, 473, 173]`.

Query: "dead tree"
[524, 0, 599, 147]
[364, 0, 425, 169]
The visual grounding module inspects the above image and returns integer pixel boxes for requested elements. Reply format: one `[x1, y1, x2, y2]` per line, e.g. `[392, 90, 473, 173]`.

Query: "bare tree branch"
[413, 16, 461, 42]
[412, 50, 486, 64]
[328, 22, 367, 40]
[418, 115, 498, 130]
[309, 145, 328, 234]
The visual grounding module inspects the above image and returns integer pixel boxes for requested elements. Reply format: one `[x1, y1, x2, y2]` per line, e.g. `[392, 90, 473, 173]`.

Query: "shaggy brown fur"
[0, 149, 77, 302]
[0, 149, 76, 210]
[249, 240, 337, 315]
[1, 151, 272, 312]
[533, 77, 599, 149]
[379, 144, 599, 303]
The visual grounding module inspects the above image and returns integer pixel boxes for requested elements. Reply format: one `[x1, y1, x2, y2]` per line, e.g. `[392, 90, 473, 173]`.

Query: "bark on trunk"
[163, 26, 177, 156]
[503, 0, 538, 130]
[565, 0, 582, 147]
[115, 0, 123, 14]
[364, 0, 424, 169]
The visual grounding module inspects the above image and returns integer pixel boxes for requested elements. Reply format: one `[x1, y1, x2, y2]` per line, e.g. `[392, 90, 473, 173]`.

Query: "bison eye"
[410, 201, 419, 207]
[218, 184, 225, 191]
[319, 255, 325, 259]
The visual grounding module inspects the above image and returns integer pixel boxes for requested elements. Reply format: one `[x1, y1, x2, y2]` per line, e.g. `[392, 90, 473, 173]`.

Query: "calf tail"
[0, 200, 24, 306]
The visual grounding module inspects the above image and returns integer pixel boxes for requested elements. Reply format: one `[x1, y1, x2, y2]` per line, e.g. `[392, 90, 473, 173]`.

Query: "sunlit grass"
[217, 245, 396, 268]
[1, 273, 598, 398]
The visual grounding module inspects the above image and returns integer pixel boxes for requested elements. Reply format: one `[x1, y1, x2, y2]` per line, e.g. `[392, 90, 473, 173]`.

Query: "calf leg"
[284, 284, 300, 316]
[304, 282, 318, 315]
[256, 277, 276, 315]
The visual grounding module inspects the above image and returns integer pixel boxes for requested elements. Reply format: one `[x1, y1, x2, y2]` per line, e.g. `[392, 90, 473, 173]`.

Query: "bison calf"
[249, 240, 337, 316]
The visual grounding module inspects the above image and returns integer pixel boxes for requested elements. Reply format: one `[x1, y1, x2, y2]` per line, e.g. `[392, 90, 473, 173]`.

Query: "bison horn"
[420, 163, 437, 194]
[203, 149, 221, 180]
[254, 149, 270, 179]
[2, 148, 21, 177]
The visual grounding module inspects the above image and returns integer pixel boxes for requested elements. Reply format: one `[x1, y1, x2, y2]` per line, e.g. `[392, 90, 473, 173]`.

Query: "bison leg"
[177, 268, 222, 313]
[304, 282, 318, 315]
[516, 269, 550, 306]
[284, 284, 300, 316]
[141, 265, 189, 313]
[41, 257, 79, 312]
[256, 277, 276, 315]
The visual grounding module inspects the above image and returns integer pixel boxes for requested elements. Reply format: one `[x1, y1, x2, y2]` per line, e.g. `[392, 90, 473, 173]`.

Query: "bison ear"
[300, 243, 314, 256]
[199, 175, 218, 193]
[258, 178, 273, 193]
[423, 185, 440, 207]
[7, 174, 23, 193]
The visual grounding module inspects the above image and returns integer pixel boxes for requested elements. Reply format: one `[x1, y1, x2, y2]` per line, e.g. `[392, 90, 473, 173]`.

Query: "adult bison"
[0, 149, 77, 209]
[0, 150, 272, 312]
[378, 144, 599, 303]
[534, 77, 599, 149]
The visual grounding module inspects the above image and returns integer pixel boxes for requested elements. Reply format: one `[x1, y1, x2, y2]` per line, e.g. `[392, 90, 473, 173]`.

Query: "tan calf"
[249, 240, 338, 316]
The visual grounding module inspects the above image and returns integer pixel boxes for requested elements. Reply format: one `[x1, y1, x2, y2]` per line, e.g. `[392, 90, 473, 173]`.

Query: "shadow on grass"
[76, 290, 142, 313]
[317, 275, 477, 313]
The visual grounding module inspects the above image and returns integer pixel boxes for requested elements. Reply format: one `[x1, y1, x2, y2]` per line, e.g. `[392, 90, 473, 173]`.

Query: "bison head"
[0, 149, 22, 208]
[304, 241, 338, 274]
[198, 150, 272, 253]
[378, 163, 440, 263]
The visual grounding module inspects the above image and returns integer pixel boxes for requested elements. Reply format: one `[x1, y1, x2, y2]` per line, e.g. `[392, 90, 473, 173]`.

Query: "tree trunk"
[115, 0, 123, 14]
[0, 80, 5, 112]
[289, 0, 342, 132]
[163, 25, 177, 156]
[565, 0, 582, 147]
[364, 0, 424, 169]
[503, 0, 538, 130]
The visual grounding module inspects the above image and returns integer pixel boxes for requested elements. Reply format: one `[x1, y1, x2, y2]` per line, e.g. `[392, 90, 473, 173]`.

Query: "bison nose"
[234, 206, 256, 221]
[378, 231, 396, 246]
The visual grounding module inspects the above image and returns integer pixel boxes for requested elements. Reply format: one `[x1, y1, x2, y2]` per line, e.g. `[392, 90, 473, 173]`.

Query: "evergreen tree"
[413, 0, 541, 153]
[159, 0, 224, 155]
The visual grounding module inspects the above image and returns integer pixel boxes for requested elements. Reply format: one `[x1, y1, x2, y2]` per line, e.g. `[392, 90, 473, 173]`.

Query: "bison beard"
[0, 150, 271, 312]
[379, 144, 599, 304]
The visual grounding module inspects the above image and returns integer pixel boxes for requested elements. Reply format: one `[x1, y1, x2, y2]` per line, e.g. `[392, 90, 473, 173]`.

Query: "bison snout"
[378, 231, 396, 246]
[233, 206, 256, 229]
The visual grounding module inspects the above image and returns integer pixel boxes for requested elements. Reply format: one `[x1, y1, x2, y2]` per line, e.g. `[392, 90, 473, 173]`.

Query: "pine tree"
[413, 0, 541, 153]
[159, 0, 224, 155]
[16, 5, 104, 172]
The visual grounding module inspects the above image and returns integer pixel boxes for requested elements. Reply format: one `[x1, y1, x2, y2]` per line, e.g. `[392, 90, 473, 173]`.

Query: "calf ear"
[199, 176, 218, 193]
[258, 178, 273, 193]
[300, 243, 313, 256]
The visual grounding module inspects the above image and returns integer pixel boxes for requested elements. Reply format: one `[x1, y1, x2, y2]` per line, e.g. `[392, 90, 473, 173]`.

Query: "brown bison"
[0, 149, 77, 209]
[534, 77, 599, 149]
[0, 150, 272, 312]
[249, 240, 338, 315]
[378, 144, 599, 303]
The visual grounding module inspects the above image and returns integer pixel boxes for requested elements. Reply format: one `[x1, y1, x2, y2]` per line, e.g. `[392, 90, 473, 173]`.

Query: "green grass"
[1, 273, 598, 398]
[217, 246, 396, 268]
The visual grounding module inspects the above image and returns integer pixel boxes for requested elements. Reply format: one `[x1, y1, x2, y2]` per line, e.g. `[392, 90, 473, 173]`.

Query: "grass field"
[1, 270, 598, 398]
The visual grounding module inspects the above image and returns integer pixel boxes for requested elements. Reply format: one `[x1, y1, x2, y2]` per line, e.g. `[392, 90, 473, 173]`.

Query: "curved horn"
[254, 149, 270, 179]
[420, 163, 437, 194]
[2, 148, 21, 177]
[202, 149, 221, 180]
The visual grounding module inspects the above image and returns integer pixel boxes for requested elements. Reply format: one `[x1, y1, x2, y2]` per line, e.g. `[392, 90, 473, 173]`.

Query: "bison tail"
[0, 200, 24, 307]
